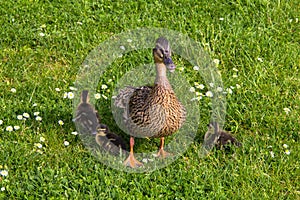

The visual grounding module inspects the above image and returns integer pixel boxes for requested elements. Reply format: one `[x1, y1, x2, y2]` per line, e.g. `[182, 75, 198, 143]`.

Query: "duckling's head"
[153, 37, 176, 72]
[208, 121, 220, 133]
[80, 90, 90, 104]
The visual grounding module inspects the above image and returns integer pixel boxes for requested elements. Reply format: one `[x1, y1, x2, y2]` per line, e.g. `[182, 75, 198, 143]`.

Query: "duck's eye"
[159, 48, 164, 58]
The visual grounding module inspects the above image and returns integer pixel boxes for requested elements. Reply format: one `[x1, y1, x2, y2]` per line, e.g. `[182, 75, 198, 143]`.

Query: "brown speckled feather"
[115, 84, 186, 138]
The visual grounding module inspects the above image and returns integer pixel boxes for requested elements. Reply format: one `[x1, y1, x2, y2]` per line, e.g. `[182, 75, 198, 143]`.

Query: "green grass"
[0, 0, 299, 199]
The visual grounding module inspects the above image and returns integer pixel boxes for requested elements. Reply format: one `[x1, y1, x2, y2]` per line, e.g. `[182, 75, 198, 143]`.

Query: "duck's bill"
[164, 57, 176, 72]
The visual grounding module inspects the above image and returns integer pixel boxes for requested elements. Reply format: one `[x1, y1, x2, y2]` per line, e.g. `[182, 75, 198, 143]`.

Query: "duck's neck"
[154, 63, 171, 89]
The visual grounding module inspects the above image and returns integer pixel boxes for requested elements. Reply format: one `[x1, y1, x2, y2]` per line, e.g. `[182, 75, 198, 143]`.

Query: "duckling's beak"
[164, 56, 176, 73]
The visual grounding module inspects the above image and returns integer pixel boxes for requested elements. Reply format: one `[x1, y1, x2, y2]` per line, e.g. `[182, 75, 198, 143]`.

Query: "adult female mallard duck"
[114, 37, 186, 168]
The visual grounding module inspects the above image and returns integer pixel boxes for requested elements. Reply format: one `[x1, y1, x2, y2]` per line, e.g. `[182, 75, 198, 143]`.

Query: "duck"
[114, 37, 186, 168]
[73, 90, 99, 135]
[74, 90, 127, 155]
[95, 123, 128, 156]
[204, 121, 242, 150]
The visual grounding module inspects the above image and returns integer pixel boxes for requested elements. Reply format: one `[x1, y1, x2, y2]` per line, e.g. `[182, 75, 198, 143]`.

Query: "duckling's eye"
[159, 48, 164, 58]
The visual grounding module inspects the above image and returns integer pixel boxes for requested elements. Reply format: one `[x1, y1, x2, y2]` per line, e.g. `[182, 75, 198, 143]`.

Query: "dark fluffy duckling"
[204, 121, 242, 150]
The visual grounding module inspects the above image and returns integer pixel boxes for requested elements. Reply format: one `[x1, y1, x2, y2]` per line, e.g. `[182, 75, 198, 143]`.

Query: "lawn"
[0, 0, 299, 199]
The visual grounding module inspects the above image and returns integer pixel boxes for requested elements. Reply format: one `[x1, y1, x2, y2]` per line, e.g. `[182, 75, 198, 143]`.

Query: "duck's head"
[80, 90, 90, 104]
[208, 121, 220, 133]
[153, 37, 176, 72]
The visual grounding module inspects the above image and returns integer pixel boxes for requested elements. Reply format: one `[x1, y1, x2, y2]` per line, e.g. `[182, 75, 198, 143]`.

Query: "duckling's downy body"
[204, 122, 242, 150]
[115, 37, 186, 168]
[73, 90, 99, 135]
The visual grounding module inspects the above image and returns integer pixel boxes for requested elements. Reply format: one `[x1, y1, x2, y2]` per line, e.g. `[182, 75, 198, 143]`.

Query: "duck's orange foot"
[156, 148, 173, 159]
[123, 154, 143, 168]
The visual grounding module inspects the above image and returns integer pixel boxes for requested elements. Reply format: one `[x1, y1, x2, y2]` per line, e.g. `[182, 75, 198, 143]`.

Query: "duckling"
[115, 37, 186, 168]
[204, 122, 242, 150]
[73, 90, 99, 135]
[95, 123, 128, 156]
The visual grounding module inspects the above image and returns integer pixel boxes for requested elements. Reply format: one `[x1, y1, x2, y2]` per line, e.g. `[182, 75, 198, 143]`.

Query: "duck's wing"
[114, 86, 152, 109]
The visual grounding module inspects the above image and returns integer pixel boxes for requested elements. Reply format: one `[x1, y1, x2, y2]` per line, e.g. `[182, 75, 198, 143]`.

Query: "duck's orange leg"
[123, 137, 143, 168]
[156, 137, 172, 158]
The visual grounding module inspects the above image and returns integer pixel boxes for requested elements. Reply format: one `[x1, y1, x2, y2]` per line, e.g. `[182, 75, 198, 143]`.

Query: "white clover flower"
[63, 92, 68, 98]
[107, 79, 113, 83]
[216, 87, 223, 92]
[55, 88, 61, 92]
[14, 126, 20, 130]
[34, 112, 40, 116]
[69, 86, 77, 91]
[32, 103, 37, 107]
[283, 108, 291, 114]
[39, 32, 45, 37]
[0, 170, 8, 177]
[34, 143, 43, 149]
[58, 120, 64, 125]
[209, 83, 214, 88]
[120, 46, 125, 50]
[94, 93, 101, 99]
[257, 57, 263, 62]
[64, 141, 70, 146]
[205, 91, 213, 97]
[101, 94, 108, 100]
[193, 66, 199, 71]
[236, 84, 241, 89]
[23, 113, 30, 118]
[284, 149, 290, 155]
[40, 137, 45, 142]
[35, 116, 42, 121]
[196, 84, 205, 90]
[289, 19, 293, 23]
[101, 84, 108, 90]
[0, 120, 2, 125]
[6, 126, 13, 132]
[67, 92, 74, 99]
[213, 59, 220, 65]
[283, 144, 288, 149]
[189, 87, 195, 93]
[219, 17, 224, 20]
[270, 151, 275, 158]
[71, 131, 78, 135]
[195, 92, 202, 96]
[11, 88, 16, 93]
[226, 88, 233, 94]
[1, 187, 5, 191]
